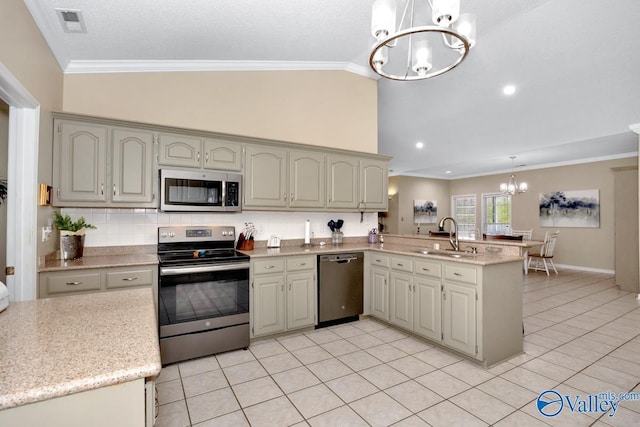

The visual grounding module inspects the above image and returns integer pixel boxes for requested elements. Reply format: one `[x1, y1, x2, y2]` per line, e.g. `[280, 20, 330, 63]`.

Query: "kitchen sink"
[414, 249, 478, 259]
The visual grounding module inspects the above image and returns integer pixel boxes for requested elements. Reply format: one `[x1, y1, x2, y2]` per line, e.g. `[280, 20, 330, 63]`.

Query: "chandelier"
[369, 0, 476, 81]
[500, 156, 528, 195]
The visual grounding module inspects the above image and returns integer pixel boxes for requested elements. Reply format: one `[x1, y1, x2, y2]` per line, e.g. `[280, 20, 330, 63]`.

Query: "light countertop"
[240, 242, 524, 266]
[39, 253, 158, 273]
[0, 288, 161, 410]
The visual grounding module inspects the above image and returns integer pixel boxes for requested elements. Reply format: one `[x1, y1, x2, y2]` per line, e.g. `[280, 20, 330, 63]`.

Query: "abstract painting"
[539, 190, 599, 228]
[414, 200, 438, 224]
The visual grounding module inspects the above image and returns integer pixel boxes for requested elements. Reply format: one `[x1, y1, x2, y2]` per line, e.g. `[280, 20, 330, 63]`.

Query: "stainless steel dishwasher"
[317, 252, 364, 327]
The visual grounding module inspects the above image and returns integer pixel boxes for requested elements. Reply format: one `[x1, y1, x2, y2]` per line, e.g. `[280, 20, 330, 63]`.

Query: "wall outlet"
[42, 226, 53, 242]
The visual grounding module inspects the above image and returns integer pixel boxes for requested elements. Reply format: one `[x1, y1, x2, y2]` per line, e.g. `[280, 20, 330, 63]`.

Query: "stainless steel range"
[157, 226, 250, 365]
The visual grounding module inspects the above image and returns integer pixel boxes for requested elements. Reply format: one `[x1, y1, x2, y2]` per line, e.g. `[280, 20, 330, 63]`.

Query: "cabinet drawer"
[415, 260, 442, 278]
[286, 256, 315, 272]
[106, 269, 153, 290]
[253, 259, 285, 275]
[370, 254, 389, 268]
[44, 272, 101, 295]
[391, 257, 413, 273]
[445, 264, 477, 285]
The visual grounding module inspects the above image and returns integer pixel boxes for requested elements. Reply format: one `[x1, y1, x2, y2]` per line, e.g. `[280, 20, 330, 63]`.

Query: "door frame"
[0, 62, 40, 301]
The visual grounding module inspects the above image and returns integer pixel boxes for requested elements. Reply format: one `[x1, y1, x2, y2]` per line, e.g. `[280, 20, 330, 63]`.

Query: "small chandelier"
[500, 156, 528, 195]
[369, 0, 476, 81]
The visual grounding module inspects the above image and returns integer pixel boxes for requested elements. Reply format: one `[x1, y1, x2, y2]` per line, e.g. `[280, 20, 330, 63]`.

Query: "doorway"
[0, 100, 7, 285]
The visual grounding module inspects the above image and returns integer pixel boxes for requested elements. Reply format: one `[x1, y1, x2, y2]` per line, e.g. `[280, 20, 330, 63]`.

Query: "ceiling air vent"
[55, 9, 86, 33]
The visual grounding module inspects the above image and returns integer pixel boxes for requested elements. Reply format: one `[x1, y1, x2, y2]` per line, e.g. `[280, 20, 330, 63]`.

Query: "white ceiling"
[25, 0, 640, 179]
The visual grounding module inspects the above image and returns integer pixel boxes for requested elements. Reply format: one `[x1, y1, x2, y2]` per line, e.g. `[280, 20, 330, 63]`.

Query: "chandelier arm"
[404, 0, 416, 79]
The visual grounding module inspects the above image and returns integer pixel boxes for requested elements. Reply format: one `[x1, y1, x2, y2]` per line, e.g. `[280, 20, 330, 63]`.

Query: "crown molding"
[23, 0, 69, 71]
[630, 123, 640, 135]
[64, 60, 381, 79]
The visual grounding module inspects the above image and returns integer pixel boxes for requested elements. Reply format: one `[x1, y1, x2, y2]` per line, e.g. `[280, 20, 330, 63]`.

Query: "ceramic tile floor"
[155, 270, 640, 426]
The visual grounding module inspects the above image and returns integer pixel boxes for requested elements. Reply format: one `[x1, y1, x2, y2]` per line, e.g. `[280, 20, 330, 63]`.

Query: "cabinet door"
[289, 150, 325, 208]
[326, 156, 359, 209]
[360, 159, 388, 211]
[370, 267, 389, 321]
[111, 128, 155, 203]
[54, 121, 107, 203]
[414, 276, 441, 341]
[286, 271, 315, 330]
[203, 139, 242, 171]
[253, 275, 286, 336]
[157, 133, 202, 168]
[389, 272, 413, 330]
[244, 145, 287, 208]
[442, 282, 476, 356]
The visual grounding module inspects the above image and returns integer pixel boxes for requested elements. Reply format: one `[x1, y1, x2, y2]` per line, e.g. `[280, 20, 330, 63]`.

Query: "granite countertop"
[240, 242, 524, 266]
[39, 253, 158, 273]
[0, 288, 161, 410]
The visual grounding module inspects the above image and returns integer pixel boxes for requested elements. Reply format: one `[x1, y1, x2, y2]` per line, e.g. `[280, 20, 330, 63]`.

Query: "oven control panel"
[158, 226, 236, 243]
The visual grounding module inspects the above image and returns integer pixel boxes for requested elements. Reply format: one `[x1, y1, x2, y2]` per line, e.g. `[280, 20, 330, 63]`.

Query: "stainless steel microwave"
[160, 169, 241, 212]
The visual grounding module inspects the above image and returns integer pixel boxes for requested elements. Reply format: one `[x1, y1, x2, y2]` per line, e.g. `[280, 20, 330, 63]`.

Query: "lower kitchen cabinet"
[365, 252, 523, 366]
[251, 255, 316, 338]
[370, 266, 389, 321]
[39, 265, 158, 301]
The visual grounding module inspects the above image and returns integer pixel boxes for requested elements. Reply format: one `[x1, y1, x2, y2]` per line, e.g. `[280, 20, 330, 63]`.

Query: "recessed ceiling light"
[503, 85, 516, 95]
[416, 142, 424, 149]
[445, 170, 452, 174]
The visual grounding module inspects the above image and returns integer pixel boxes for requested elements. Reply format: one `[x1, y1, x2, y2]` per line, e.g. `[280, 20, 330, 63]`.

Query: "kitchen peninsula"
[0, 288, 161, 427]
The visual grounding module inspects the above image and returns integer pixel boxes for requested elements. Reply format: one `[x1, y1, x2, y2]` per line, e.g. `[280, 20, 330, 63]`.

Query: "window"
[451, 194, 476, 240]
[483, 193, 512, 235]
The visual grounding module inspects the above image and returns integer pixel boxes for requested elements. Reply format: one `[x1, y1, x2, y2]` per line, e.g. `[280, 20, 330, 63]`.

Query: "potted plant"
[53, 212, 97, 260]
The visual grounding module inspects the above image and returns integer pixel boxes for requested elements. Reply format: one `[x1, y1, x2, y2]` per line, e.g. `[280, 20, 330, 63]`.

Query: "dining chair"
[527, 231, 560, 276]
[511, 229, 533, 240]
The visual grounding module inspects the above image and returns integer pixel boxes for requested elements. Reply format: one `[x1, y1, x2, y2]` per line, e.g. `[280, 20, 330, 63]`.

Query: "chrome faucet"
[438, 216, 459, 251]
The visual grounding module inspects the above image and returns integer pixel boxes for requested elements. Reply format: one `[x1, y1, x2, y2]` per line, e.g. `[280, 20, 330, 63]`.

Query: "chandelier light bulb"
[412, 40, 433, 76]
[432, 0, 460, 26]
[454, 13, 476, 47]
[372, 0, 397, 40]
[372, 45, 388, 70]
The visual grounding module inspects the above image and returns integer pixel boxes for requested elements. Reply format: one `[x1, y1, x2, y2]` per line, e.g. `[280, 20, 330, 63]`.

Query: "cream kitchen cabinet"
[365, 251, 523, 365]
[251, 256, 316, 337]
[53, 120, 155, 207]
[39, 265, 158, 301]
[244, 146, 325, 209]
[327, 156, 389, 211]
[157, 133, 243, 171]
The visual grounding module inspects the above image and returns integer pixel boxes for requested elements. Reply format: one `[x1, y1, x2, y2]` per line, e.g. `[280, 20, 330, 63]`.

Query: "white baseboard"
[554, 264, 615, 275]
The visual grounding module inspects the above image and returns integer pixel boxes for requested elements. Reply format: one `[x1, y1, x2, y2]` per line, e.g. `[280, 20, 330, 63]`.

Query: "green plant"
[53, 212, 97, 232]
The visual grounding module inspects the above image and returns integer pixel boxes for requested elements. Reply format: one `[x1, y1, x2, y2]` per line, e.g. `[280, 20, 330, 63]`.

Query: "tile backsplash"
[60, 208, 378, 247]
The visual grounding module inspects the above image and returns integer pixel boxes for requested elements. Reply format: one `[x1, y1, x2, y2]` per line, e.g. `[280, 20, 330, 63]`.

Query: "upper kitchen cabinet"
[360, 159, 388, 211]
[111, 128, 155, 203]
[158, 133, 243, 171]
[53, 119, 156, 207]
[289, 150, 325, 209]
[244, 145, 288, 208]
[326, 155, 359, 209]
[54, 121, 108, 203]
[327, 156, 388, 211]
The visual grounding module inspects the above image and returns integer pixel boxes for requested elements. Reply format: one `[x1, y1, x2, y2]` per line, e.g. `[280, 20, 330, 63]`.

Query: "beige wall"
[0, 0, 64, 258]
[63, 71, 378, 153]
[387, 175, 451, 235]
[450, 157, 638, 271]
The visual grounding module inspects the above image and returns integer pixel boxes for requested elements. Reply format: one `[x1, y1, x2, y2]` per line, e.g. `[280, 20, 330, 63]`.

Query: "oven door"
[158, 262, 249, 338]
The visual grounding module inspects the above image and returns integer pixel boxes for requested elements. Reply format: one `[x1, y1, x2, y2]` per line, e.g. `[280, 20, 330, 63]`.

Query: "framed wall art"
[539, 190, 599, 228]
[414, 200, 438, 224]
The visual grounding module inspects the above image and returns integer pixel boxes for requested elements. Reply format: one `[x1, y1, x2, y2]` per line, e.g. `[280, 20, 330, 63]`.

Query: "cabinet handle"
[101, 183, 104, 195]
[443, 291, 447, 300]
[281, 284, 284, 292]
[264, 265, 275, 269]
[297, 263, 306, 266]
[283, 193, 287, 201]
[397, 263, 404, 267]
[197, 152, 200, 161]
[376, 259, 382, 262]
[422, 268, 430, 271]
[205, 152, 209, 163]
[289, 283, 292, 291]
[291, 193, 294, 201]
[113, 184, 116, 196]
[454, 272, 463, 277]
[121, 277, 138, 281]
[66, 281, 83, 286]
